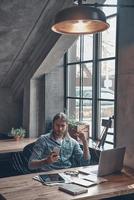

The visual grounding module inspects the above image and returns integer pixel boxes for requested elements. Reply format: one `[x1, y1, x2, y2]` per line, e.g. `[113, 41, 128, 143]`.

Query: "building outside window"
[64, 0, 117, 148]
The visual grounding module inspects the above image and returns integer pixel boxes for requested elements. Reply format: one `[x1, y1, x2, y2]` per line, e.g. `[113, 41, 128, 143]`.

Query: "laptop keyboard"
[90, 169, 98, 174]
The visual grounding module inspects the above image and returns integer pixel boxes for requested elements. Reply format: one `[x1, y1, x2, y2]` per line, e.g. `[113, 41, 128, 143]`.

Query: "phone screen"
[53, 147, 60, 155]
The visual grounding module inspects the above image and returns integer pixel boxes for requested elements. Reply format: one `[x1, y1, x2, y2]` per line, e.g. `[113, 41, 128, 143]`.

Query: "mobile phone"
[53, 147, 60, 155]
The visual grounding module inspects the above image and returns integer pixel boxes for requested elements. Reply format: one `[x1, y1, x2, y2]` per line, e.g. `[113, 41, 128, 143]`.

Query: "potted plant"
[68, 118, 89, 141]
[10, 127, 26, 141]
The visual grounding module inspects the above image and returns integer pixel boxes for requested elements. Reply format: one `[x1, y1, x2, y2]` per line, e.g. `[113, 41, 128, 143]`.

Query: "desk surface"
[0, 138, 37, 153]
[0, 166, 134, 200]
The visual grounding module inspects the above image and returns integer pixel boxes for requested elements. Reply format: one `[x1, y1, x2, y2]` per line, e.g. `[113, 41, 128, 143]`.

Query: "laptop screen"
[79, 147, 126, 177]
[97, 146, 126, 177]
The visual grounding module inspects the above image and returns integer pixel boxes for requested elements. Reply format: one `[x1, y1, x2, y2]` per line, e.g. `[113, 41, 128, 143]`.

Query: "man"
[28, 112, 90, 171]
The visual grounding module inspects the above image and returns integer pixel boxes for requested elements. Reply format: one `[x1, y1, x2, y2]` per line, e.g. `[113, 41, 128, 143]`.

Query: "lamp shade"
[51, 6, 109, 35]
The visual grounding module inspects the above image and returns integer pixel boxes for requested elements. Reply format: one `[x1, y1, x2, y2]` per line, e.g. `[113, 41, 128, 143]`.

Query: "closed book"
[59, 183, 88, 195]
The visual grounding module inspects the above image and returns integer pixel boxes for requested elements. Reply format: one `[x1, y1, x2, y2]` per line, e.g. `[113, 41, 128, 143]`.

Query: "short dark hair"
[53, 112, 68, 124]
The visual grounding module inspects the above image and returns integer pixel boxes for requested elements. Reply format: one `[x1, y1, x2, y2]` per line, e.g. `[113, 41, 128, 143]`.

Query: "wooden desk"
[0, 166, 134, 200]
[0, 138, 37, 153]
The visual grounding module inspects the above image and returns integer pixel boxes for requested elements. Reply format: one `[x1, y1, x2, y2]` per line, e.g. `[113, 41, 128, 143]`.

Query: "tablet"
[39, 173, 65, 184]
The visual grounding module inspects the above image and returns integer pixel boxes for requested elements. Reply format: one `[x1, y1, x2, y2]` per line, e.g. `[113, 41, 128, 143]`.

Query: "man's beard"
[54, 129, 67, 138]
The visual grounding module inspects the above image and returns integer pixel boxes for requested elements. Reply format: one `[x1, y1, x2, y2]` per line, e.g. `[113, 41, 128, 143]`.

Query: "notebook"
[79, 147, 126, 177]
[59, 183, 88, 195]
[71, 177, 97, 187]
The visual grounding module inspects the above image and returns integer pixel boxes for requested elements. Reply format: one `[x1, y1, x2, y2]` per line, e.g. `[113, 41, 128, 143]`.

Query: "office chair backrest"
[11, 142, 37, 175]
[23, 142, 35, 169]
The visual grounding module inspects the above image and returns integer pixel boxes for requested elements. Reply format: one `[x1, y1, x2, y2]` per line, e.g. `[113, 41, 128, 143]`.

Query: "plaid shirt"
[28, 131, 90, 171]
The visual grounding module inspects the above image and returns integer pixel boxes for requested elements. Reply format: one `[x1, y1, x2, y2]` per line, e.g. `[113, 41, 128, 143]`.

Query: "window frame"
[64, 3, 117, 146]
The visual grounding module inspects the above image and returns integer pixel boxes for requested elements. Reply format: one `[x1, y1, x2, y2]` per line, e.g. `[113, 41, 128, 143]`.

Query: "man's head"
[52, 112, 68, 139]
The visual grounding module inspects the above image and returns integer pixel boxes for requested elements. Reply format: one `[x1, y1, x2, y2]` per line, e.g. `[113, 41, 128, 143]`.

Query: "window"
[64, 1, 117, 148]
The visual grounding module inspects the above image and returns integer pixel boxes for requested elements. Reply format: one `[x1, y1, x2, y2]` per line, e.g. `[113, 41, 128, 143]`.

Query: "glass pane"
[82, 35, 93, 61]
[100, 88, 114, 100]
[67, 62, 93, 98]
[102, 0, 117, 16]
[83, 88, 92, 99]
[104, 142, 114, 149]
[104, 0, 117, 5]
[81, 103, 92, 138]
[99, 60, 115, 98]
[68, 37, 80, 63]
[76, 86, 93, 100]
[82, 62, 93, 89]
[106, 134, 114, 143]
[98, 108, 114, 144]
[81, 101, 92, 120]
[99, 17, 117, 59]
[99, 101, 114, 118]
[67, 99, 79, 121]
[67, 64, 80, 97]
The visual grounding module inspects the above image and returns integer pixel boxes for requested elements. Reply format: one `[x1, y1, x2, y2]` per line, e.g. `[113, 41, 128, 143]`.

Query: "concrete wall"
[0, 88, 22, 133]
[23, 81, 30, 135]
[44, 60, 64, 133]
[29, 78, 45, 137]
[116, 0, 134, 168]
[23, 66, 64, 138]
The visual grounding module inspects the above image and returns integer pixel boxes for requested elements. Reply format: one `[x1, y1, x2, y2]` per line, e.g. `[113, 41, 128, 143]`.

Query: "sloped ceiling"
[0, 0, 73, 96]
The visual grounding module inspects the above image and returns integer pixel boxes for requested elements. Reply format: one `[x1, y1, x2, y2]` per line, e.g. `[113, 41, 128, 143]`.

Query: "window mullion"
[92, 33, 99, 140]
[64, 53, 67, 113]
[79, 35, 84, 121]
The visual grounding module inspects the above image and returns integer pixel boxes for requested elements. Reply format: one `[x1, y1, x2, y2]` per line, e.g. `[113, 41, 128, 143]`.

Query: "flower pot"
[14, 136, 23, 141]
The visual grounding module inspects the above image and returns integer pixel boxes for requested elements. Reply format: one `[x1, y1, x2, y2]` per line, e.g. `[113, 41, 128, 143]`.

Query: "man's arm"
[77, 132, 90, 160]
[29, 152, 59, 169]
[28, 136, 59, 170]
[71, 132, 90, 167]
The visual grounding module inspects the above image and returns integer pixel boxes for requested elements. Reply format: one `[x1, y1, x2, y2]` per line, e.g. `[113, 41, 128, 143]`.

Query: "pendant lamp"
[51, 3, 109, 35]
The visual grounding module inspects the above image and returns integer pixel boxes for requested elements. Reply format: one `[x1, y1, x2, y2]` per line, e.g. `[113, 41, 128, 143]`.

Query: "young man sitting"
[28, 112, 90, 171]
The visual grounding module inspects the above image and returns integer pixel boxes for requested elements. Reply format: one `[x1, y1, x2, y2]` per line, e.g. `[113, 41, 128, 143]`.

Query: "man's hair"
[53, 112, 68, 124]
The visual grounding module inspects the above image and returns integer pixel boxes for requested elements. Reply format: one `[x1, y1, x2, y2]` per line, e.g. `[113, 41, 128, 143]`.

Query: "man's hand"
[45, 152, 59, 164]
[77, 131, 86, 143]
[29, 151, 59, 169]
[77, 131, 90, 160]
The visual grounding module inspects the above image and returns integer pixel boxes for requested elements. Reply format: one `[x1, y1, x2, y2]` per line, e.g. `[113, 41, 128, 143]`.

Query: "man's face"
[53, 118, 68, 138]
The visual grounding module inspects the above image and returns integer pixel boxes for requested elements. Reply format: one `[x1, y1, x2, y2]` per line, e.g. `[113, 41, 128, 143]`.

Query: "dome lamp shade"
[51, 6, 109, 35]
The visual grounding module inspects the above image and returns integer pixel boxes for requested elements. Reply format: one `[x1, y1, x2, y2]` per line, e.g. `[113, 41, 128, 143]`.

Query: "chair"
[23, 142, 36, 172]
[11, 142, 37, 175]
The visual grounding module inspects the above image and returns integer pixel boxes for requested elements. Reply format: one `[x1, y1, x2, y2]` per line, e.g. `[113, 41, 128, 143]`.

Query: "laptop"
[79, 147, 126, 177]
